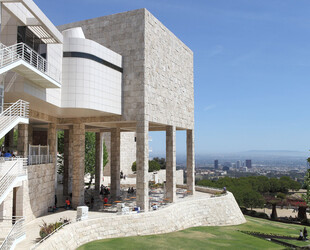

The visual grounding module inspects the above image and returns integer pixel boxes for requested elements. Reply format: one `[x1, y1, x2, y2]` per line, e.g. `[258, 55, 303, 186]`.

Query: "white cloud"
[204, 104, 216, 111]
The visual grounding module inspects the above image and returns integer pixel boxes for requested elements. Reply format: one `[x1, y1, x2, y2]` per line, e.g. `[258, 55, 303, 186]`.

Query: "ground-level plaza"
[15, 187, 245, 250]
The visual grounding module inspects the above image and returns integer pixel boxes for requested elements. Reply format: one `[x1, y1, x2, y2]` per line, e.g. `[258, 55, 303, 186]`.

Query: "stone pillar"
[186, 129, 195, 195]
[166, 125, 176, 202]
[63, 129, 73, 196]
[95, 132, 103, 191]
[17, 124, 28, 157]
[48, 123, 57, 192]
[48, 123, 57, 164]
[110, 128, 120, 197]
[15, 185, 24, 217]
[136, 120, 149, 211]
[72, 124, 85, 208]
[28, 124, 33, 146]
[4, 128, 14, 151]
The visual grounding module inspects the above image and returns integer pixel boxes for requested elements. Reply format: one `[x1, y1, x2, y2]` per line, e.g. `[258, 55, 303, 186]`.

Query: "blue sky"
[36, 0, 310, 155]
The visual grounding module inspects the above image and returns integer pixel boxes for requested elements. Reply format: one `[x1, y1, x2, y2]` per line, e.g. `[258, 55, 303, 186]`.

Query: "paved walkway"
[16, 190, 210, 249]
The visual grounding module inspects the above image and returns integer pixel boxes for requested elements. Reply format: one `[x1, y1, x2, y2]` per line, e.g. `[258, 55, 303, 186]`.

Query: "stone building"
[0, 0, 194, 241]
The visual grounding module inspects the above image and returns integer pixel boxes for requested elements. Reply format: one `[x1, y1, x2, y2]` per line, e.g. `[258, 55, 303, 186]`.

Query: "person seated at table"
[130, 187, 134, 193]
[4, 150, 12, 157]
[65, 198, 71, 209]
[128, 187, 131, 194]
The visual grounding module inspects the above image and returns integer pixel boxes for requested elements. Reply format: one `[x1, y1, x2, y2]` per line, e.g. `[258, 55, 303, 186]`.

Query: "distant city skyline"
[36, 0, 310, 155]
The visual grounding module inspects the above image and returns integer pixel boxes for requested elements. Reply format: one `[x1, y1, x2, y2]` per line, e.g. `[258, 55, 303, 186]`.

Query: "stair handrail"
[0, 157, 28, 182]
[0, 216, 25, 250]
[0, 42, 61, 83]
[0, 100, 29, 137]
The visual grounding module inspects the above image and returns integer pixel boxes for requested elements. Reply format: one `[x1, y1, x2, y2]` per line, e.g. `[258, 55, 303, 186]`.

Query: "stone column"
[136, 120, 149, 211]
[48, 123, 57, 164]
[166, 125, 176, 202]
[17, 124, 28, 157]
[72, 124, 85, 208]
[110, 128, 120, 197]
[63, 129, 73, 196]
[28, 124, 33, 146]
[4, 128, 14, 151]
[48, 123, 57, 192]
[95, 132, 104, 191]
[186, 129, 195, 195]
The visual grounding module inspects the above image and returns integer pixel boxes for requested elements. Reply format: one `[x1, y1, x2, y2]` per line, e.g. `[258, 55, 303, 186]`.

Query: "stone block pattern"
[58, 9, 194, 130]
[72, 124, 85, 208]
[166, 126, 176, 202]
[38, 192, 246, 250]
[110, 128, 120, 197]
[58, 9, 146, 122]
[144, 10, 194, 129]
[102, 132, 136, 177]
[23, 163, 56, 223]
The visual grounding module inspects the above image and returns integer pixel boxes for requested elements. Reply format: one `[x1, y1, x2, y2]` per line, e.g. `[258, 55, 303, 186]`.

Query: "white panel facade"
[61, 36, 122, 114]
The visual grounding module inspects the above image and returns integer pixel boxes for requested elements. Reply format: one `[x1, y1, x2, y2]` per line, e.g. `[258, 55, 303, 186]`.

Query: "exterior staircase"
[0, 99, 29, 140]
[0, 158, 27, 204]
[0, 217, 26, 250]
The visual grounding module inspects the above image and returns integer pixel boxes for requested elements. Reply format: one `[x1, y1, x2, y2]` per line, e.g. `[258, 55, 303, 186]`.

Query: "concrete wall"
[38, 192, 245, 250]
[24, 163, 56, 222]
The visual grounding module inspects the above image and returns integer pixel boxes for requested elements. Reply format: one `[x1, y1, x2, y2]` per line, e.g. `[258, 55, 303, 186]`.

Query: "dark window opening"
[17, 26, 47, 59]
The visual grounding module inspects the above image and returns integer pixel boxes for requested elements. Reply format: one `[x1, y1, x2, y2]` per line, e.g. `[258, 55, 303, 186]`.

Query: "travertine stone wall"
[58, 9, 194, 130]
[144, 10, 194, 129]
[186, 130, 195, 195]
[72, 124, 85, 208]
[38, 192, 246, 250]
[24, 163, 56, 223]
[58, 9, 146, 122]
[120, 132, 136, 175]
[102, 132, 136, 177]
[136, 120, 149, 211]
[166, 126, 176, 202]
[17, 124, 28, 157]
[110, 128, 120, 197]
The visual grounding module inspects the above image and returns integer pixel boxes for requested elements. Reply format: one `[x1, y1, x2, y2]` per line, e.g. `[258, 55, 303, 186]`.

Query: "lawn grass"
[78, 216, 310, 250]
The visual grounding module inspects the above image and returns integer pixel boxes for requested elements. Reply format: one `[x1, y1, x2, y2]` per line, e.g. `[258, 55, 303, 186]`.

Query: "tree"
[131, 160, 161, 173]
[148, 160, 161, 172]
[153, 157, 166, 169]
[103, 140, 109, 171]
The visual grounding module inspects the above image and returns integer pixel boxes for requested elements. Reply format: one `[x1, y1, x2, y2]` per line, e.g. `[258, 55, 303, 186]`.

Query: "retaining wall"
[38, 191, 245, 249]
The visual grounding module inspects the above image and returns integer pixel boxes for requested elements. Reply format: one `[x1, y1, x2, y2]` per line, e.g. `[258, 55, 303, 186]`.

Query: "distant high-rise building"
[245, 159, 252, 168]
[236, 160, 241, 168]
[214, 160, 219, 169]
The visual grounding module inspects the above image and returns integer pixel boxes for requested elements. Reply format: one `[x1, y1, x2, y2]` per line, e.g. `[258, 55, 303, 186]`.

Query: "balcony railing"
[0, 216, 25, 250]
[0, 42, 61, 83]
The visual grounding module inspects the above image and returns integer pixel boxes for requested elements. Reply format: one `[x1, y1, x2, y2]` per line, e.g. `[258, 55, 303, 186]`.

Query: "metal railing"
[0, 99, 29, 139]
[28, 144, 53, 165]
[28, 155, 53, 165]
[0, 42, 61, 83]
[0, 158, 27, 204]
[0, 216, 25, 250]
